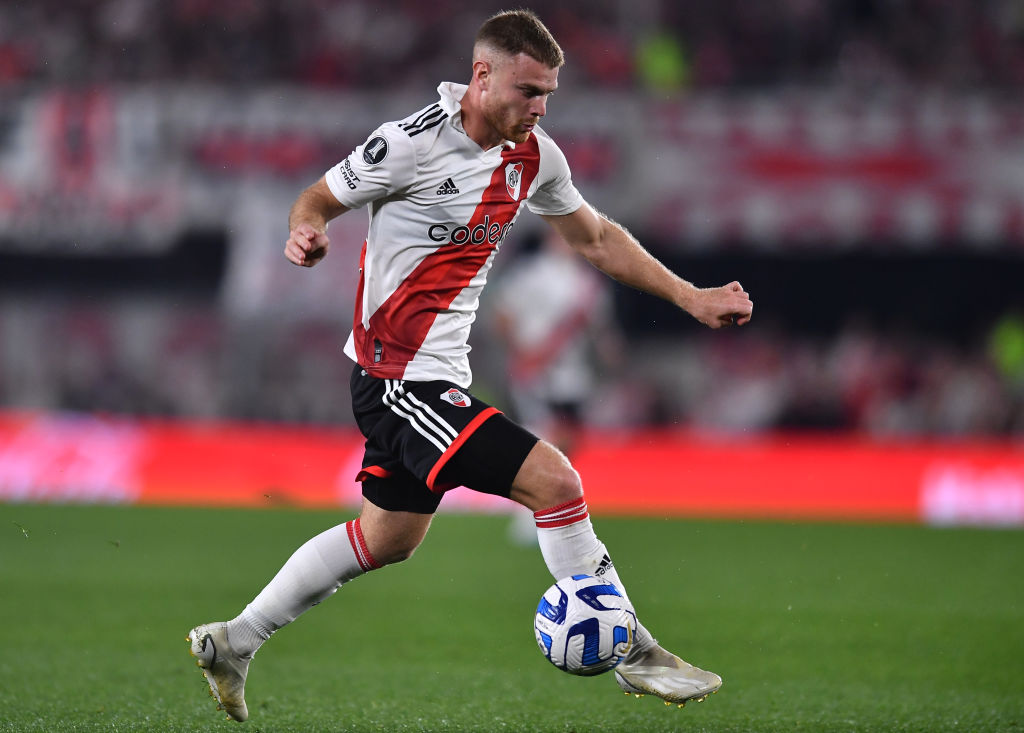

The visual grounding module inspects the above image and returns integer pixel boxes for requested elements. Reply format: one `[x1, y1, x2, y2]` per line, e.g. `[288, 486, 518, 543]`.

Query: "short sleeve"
[324, 123, 416, 209]
[525, 136, 584, 217]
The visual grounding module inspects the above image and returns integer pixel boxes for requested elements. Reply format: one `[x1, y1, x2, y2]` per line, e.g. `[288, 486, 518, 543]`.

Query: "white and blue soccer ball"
[534, 574, 636, 676]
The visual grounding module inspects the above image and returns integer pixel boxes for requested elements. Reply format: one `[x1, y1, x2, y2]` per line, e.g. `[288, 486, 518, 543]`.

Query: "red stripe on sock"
[347, 519, 380, 571]
[534, 497, 589, 528]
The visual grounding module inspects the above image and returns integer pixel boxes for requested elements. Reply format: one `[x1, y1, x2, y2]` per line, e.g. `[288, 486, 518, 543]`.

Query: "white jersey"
[325, 82, 584, 387]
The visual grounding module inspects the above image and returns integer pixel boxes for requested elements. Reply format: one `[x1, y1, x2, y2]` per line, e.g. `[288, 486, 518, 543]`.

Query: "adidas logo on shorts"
[436, 177, 459, 195]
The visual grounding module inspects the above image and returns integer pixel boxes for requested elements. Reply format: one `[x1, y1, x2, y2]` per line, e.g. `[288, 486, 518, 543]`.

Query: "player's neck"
[459, 88, 503, 151]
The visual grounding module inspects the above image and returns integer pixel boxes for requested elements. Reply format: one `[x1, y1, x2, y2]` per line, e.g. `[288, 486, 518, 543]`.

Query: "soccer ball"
[534, 574, 637, 676]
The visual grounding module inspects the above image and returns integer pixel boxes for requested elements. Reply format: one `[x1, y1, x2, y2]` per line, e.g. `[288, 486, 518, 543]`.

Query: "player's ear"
[472, 59, 491, 89]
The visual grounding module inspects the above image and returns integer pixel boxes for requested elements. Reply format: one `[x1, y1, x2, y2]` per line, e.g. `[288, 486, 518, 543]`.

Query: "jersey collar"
[437, 81, 517, 150]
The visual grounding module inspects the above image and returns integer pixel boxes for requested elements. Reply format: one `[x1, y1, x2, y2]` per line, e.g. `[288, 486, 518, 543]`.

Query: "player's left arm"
[541, 203, 752, 329]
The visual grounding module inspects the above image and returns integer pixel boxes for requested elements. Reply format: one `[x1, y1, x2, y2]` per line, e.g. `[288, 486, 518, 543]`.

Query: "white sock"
[225, 519, 379, 657]
[534, 497, 655, 653]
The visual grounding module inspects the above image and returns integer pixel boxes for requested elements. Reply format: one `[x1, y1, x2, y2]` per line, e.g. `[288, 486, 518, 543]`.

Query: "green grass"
[1, 503, 1022, 732]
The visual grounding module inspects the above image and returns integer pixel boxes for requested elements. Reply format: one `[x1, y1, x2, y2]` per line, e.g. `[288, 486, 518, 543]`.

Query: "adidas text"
[436, 177, 460, 195]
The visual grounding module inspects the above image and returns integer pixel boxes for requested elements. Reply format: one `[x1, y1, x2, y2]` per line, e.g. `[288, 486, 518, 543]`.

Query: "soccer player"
[188, 10, 752, 722]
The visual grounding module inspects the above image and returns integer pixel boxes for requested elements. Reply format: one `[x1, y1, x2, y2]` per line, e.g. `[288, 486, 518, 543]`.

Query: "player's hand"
[689, 281, 753, 329]
[285, 223, 330, 267]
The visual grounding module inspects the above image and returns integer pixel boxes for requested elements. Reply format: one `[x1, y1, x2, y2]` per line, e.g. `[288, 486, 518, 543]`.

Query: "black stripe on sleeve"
[400, 104, 442, 131]
[407, 114, 449, 137]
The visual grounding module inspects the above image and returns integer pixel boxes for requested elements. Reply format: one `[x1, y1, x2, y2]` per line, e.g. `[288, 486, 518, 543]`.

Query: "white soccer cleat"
[188, 622, 250, 722]
[614, 643, 722, 705]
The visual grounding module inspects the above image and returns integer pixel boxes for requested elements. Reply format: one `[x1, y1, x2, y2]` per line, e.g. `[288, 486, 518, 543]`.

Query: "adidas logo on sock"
[436, 177, 459, 195]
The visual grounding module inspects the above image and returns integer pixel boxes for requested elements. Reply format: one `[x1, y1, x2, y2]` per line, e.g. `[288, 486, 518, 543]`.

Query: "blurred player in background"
[493, 231, 623, 545]
[188, 9, 752, 722]
[495, 231, 622, 457]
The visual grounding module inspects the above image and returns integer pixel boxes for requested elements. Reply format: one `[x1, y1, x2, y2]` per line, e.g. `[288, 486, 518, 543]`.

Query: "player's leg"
[187, 369, 447, 722]
[186, 512, 382, 723]
[231, 496, 431, 646]
[502, 438, 723, 704]
[508, 441, 637, 610]
[187, 497, 430, 722]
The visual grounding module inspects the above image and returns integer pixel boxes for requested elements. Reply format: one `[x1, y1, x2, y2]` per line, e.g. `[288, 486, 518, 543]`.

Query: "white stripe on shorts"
[403, 392, 459, 441]
[382, 381, 453, 454]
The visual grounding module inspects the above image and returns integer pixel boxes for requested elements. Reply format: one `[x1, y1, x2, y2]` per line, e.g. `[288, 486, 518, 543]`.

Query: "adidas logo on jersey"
[436, 177, 459, 195]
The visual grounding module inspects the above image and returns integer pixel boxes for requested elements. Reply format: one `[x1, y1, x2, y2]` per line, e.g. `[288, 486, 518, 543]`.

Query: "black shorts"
[349, 365, 539, 514]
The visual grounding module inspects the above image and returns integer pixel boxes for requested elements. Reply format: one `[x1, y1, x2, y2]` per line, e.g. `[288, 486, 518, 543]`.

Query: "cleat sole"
[617, 676, 720, 708]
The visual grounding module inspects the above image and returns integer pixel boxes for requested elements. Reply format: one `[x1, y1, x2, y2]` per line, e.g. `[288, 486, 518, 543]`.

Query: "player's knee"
[547, 464, 583, 505]
[369, 534, 423, 566]
[511, 441, 584, 511]
[358, 506, 431, 567]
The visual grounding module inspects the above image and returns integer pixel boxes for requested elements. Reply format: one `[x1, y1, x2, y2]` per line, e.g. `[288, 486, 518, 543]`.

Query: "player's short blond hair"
[474, 10, 564, 69]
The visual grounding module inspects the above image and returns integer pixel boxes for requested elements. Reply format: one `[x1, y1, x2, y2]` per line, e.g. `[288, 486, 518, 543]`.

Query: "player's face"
[480, 53, 558, 144]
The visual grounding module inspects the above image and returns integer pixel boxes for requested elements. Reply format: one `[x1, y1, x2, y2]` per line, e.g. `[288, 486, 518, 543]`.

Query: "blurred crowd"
[622, 320, 1024, 437]
[1, 0, 1022, 90]
[1, 296, 1021, 437]
[1, 0, 1022, 440]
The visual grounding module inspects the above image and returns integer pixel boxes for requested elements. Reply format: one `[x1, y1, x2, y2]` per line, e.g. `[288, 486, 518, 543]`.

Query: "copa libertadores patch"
[362, 135, 389, 165]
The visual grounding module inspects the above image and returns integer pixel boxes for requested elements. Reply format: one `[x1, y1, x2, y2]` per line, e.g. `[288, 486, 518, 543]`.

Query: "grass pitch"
[1, 503, 1022, 732]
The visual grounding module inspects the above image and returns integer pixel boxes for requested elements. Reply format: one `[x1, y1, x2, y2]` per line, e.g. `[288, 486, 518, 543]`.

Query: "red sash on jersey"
[353, 136, 541, 379]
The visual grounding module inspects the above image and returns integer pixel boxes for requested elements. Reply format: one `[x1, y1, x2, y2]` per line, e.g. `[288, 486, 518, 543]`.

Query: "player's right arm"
[286, 124, 416, 268]
[285, 176, 349, 268]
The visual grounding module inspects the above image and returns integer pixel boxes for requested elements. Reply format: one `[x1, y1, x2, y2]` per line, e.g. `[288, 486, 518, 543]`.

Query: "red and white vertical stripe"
[346, 518, 380, 572]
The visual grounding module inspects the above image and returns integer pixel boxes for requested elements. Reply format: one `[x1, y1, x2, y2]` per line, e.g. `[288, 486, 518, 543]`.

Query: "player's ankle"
[226, 608, 273, 658]
[626, 621, 658, 659]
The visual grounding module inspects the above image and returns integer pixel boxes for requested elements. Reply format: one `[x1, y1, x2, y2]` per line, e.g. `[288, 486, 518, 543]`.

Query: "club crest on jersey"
[441, 388, 471, 407]
[362, 135, 389, 165]
[505, 162, 523, 200]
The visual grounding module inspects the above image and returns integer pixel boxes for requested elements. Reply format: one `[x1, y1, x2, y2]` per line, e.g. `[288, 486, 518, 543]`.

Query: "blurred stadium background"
[0, 0, 1023, 524]
[2, 3, 1024, 732]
